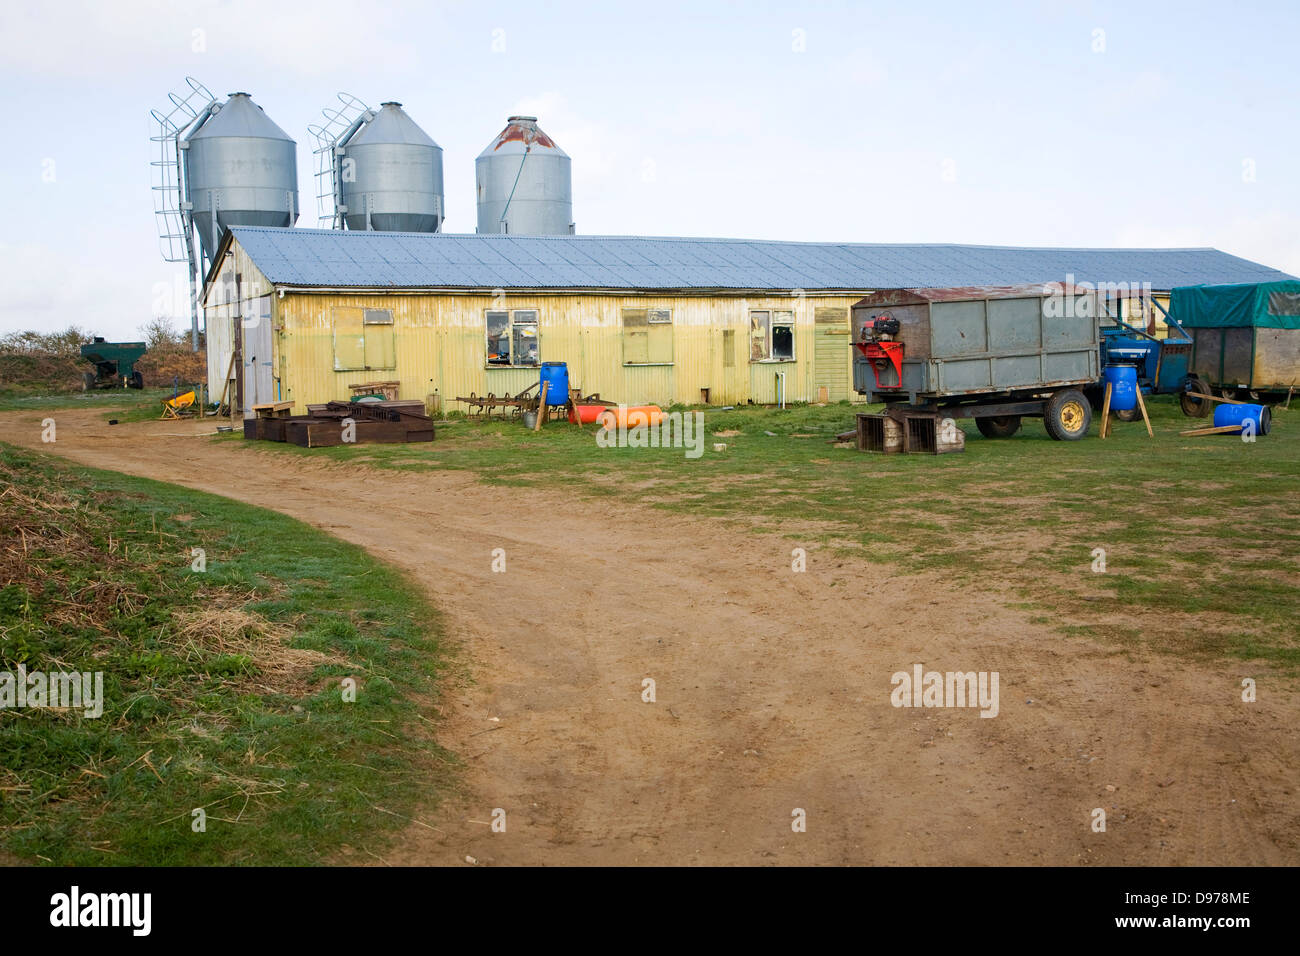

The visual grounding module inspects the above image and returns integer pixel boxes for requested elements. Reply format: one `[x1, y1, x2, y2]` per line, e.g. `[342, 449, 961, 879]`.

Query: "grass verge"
[0, 443, 453, 865]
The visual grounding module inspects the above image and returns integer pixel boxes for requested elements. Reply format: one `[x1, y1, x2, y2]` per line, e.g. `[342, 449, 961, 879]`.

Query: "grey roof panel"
[227, 227, 1295, 292]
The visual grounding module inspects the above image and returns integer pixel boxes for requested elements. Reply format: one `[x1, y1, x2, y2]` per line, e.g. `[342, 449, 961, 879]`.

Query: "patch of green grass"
[223, 395, 1300, 668]
[0, 443, 453, 865]
[0, 387, 172, 419]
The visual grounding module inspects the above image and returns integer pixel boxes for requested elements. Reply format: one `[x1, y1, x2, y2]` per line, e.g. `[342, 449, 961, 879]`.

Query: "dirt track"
[5, 408, 1297, 865]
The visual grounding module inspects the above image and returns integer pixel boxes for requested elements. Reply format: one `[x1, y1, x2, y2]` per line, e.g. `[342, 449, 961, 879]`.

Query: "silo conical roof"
[350, 102, 440, 148]
[476, 115, 569, 159]
[189, 92, 295, 143]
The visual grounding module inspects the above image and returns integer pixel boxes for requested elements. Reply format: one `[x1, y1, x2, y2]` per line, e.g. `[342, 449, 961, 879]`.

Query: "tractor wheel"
[975, 415, 1022, 438]
[1180, 377, 1213, 418]
[1113, 407, 1140, 422]
[82, 371, 96, 391]
[1044, 388, 1092, 441]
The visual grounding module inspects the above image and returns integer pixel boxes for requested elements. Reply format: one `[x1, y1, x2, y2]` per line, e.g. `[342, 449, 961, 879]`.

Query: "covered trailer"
[852, 284, 1100, 441]
[1169, 281, 1300, 414]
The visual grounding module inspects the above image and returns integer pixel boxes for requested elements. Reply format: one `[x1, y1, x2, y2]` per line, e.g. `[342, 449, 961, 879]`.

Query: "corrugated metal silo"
[476, 116, 573, 235]
[340, 102, 445, 233]
[184, 92, 298, 263]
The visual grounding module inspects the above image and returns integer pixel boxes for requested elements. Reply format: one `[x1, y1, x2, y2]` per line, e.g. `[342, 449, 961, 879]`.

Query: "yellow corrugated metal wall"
[262, 285, 867, 412]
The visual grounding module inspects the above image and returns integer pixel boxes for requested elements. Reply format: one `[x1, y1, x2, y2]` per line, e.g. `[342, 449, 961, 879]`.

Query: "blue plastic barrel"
[1104, 364, 1138, 412]
[1213, 402, 1271, 435]
[540, 362, 569, 405]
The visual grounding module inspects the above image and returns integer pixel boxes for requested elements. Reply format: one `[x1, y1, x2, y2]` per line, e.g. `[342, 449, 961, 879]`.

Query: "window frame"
[331, 306, 397, 372]
[622, 307, 675, 366]
[486, 308, 540, 368]
[750, 309, 796, 363]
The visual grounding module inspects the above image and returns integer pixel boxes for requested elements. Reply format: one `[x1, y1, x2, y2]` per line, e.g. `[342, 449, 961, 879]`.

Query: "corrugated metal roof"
[227, 226, 1295, 292]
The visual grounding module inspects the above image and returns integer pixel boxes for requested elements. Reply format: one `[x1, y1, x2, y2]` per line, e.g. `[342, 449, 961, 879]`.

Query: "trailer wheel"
[975, 415, 1022, 438]
[129, 370, 144, 390]
[1044, 388, 1092, 441]
[82, 371, 96, 391]
[1180, 376, 1212, 418]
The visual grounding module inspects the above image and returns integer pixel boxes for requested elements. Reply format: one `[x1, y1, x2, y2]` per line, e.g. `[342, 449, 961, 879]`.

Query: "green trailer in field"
[1170, 281, 1300, 411]
[79, 337, 147, 390]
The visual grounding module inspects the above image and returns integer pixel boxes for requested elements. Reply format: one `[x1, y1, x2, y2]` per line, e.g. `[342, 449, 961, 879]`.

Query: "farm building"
[201, 226, 1294, 416]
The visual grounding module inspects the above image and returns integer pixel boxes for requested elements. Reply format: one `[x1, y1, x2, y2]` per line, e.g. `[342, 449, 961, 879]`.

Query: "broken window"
[750, 310, 795, 361]
[623, 308, 673, 364]
[486, 309, 540, 366]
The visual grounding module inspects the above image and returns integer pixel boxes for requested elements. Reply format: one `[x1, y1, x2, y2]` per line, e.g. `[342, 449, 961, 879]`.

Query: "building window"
[750, 310, 794, 361]
[623, 308, 673, 364]
[487, 309, 539, 366]
[332, 307, 396, 371]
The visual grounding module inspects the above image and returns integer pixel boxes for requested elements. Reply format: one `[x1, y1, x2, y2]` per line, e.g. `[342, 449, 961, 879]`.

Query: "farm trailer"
[852, 284, 1101, 441]
[79, 338, 147, 390]
[1165, 280, 1300, 417]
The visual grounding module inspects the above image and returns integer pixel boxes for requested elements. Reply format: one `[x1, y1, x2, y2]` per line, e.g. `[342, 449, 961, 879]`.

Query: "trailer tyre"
[975, 415, 1022, 438]
[1044, 389, 1092, 441]
[1180, 376, 1213, 418]
[82, 371, 96, 391]
[129, 370, 144, 390]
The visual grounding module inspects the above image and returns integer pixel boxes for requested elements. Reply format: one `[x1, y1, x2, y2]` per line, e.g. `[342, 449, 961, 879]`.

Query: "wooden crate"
[902, 413, 965, 454]
[283, 419, 434, 448]
[856, 413, 903, 453]
[856, 411, 963, 454]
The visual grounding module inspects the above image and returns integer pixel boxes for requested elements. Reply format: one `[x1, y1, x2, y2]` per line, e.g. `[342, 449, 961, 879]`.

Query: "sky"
[2, 0, 1297, 340]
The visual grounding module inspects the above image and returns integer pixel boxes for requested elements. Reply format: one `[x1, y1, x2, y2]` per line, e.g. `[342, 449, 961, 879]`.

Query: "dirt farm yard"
[3, 404, 1297, 866]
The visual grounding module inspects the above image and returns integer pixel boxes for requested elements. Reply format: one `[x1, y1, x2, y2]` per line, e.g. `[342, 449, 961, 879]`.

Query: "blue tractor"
[1090, 304, 1200, 420]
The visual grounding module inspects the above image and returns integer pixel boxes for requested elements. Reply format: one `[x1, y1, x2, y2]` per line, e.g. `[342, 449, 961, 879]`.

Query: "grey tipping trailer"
[853, 284, 1101, 441]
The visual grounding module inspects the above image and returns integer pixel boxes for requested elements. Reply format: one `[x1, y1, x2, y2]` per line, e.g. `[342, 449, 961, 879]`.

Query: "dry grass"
[166, 605, 345, 696]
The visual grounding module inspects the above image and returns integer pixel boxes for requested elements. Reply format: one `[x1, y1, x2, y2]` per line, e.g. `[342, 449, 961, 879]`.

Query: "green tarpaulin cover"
[1172, 280, 1300, 330]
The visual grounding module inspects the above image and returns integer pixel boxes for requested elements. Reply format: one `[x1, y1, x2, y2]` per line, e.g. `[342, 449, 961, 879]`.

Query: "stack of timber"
[243, 400, 435, 447]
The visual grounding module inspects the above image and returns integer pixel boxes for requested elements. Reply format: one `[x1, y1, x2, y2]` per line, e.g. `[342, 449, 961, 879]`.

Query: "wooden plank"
[1100, 381, 1112, 439]
[1179, 424, 1243, 437]
[1186, 390, 1250, 406]
[216, 350, 237, 414]
[1134, 386, 1153, 437]
[535, 382, 548, 431]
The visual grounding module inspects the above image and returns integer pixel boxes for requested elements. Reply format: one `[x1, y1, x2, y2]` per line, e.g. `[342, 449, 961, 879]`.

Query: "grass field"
[226, 396, 1300, 670]
[0, 444, 453, 865]
[0, 387, 173, 417]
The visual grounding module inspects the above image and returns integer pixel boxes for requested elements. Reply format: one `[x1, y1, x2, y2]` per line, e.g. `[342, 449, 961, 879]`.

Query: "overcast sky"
[2, 0, 1296, 340]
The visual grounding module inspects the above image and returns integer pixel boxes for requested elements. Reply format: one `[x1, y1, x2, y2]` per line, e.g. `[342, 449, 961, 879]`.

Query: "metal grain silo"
[476, 116, 573, 235]
[184, 92, 298, 263]
[340, 102, 444, 232]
